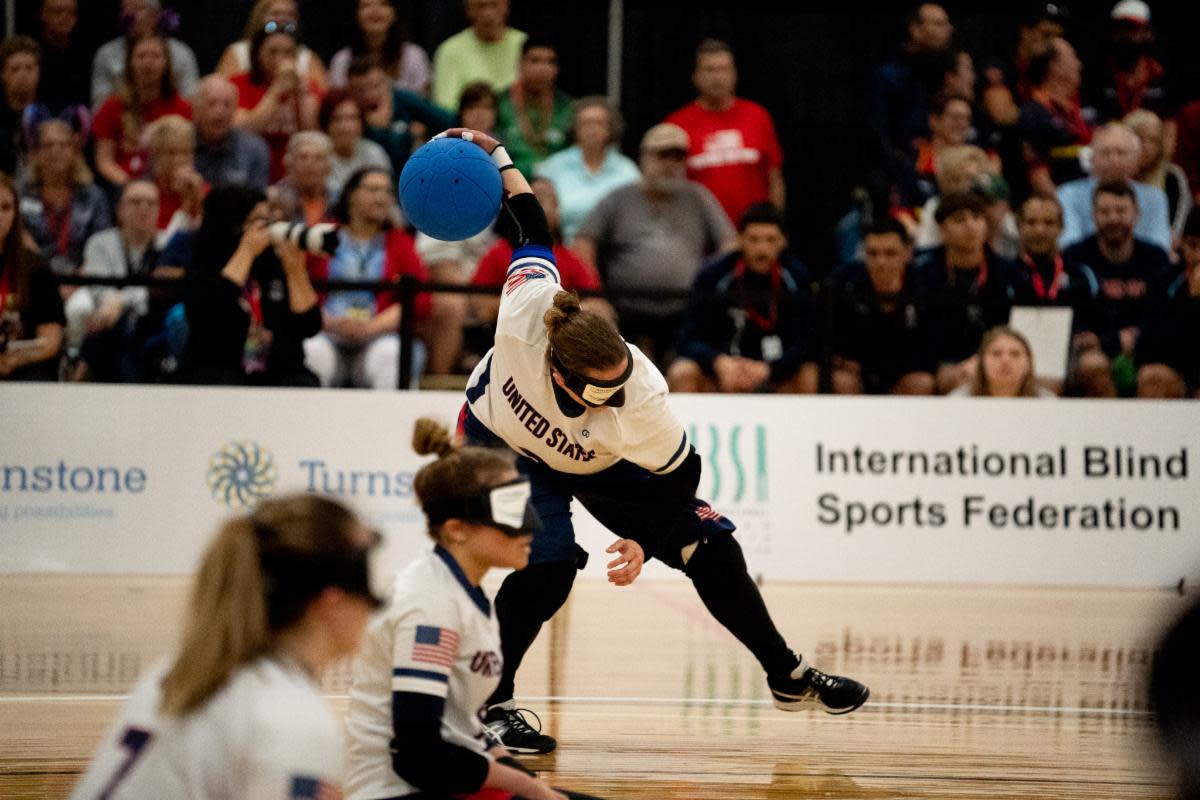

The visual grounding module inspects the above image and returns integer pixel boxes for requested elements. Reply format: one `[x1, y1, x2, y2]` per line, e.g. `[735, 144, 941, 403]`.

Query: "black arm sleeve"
[493, 191, 553, 249]
[390, 691, 491, 794]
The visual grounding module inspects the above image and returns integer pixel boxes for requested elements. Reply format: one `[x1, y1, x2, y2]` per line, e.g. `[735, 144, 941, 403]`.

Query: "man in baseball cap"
[1086, 0, 1169, 122]
[571, 120, 738, 365]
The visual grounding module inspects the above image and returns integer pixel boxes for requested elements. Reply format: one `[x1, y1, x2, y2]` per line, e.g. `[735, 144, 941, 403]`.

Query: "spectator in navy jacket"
[668, 203, 812, 394]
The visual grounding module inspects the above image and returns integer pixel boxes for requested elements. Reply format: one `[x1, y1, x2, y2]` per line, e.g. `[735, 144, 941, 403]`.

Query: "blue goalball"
[398, 137, 503, 241]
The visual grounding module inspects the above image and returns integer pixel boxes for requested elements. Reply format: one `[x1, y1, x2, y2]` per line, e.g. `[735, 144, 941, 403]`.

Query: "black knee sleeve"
[488, 560, 578, 706]
[497, 559, 577, 623]
[682, 534, 798, 677]
[680, 530, 743, 580]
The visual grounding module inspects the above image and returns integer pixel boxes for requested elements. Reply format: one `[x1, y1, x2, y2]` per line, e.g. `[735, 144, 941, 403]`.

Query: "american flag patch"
[290, 775, 341, 799]
[694, 503, 723, 522]
[412, 625, 460, 667]
[505, 266, 547, 295]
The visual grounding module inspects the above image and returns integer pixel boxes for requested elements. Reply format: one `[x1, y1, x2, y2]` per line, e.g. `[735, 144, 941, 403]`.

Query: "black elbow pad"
[495, 192, 553, 248]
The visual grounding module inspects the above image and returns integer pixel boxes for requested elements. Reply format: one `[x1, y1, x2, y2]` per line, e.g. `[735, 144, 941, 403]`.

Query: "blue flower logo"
[207, 441, 278, 508]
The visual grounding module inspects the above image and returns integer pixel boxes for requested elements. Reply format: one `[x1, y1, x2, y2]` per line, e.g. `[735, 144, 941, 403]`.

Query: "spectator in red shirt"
[472, 177, 611, 324]
[231, 20, 321, 184]
[93, 32, 192, 187]
[664, 39, 784, 226]
[303, 166, 429, 389]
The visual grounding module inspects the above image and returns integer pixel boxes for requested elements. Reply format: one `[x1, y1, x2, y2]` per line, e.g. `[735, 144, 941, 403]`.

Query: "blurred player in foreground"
[72, 494, 383, 799]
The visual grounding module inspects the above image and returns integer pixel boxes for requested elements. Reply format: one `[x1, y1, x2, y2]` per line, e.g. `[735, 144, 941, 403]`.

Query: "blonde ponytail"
[160, 495, 361, 716]
[160, 517, 271, 716]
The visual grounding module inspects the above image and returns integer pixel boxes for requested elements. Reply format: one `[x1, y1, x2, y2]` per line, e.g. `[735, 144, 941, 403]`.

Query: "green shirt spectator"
[430, 0, 525, 109]
[494, 37, 573, 177]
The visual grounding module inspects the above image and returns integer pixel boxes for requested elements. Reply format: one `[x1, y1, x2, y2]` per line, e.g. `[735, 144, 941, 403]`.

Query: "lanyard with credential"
[733, 259, 780, 331]
[1023, 253, 1065, 300]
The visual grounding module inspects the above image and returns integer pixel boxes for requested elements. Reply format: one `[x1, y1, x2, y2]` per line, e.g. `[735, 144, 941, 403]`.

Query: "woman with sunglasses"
[72, 494, 383, 799]
[442, 127, 869, 755]
[345, 419, 603, 800]
[231, 19, 322, 183]
[217, 0, 327, 90]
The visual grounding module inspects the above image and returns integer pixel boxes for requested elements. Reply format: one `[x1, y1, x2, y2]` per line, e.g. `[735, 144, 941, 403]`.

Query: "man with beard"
[573, 123, 737, 366]
[1057, 122, 1171, 251]
[1063, 180, 1171, 367]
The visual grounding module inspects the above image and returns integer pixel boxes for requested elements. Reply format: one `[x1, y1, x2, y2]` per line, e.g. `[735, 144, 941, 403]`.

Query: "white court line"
[0, 693, 1152, 718]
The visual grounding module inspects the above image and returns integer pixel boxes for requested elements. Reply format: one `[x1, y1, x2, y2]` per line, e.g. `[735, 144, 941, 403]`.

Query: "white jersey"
[71, 656, 343, 800]
[345, 547, 502, 800]
[465, 246, 690, 476]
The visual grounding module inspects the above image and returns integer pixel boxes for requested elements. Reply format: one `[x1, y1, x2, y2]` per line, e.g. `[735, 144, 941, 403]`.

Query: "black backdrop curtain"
[14, 0, 1200, 267]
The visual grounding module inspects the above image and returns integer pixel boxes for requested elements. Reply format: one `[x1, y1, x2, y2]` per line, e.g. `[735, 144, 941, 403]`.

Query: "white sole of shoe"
[772, 687, 870, 715]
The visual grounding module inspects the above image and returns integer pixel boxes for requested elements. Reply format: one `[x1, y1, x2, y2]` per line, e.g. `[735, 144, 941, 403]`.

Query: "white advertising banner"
[2, 385, 1198, 587]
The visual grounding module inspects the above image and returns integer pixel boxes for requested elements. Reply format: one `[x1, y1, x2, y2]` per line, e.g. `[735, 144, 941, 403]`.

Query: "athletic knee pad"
[681, 532, 746, 581]
[496, 560, 577, 622]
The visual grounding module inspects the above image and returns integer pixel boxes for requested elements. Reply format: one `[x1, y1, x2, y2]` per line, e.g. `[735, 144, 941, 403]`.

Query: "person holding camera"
[176, 184, 321, 386]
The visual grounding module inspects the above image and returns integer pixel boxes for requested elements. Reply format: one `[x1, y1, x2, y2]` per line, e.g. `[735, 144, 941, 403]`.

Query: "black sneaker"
[768, 660, 869, 714]
[483, 703, 557, 754]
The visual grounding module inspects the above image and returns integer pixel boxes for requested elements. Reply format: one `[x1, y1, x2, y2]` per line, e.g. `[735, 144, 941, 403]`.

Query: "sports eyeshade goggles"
[422, 478, 542, 537]
[549, 344, 634, 408]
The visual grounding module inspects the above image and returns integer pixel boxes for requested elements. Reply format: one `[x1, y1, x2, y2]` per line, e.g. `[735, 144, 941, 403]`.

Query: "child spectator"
[950, 325, 1056, 397]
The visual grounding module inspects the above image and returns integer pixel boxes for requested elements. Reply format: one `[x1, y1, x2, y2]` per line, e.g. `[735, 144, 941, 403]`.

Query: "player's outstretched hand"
[606, 539, 644, 586]
[433, 127, 501, 155]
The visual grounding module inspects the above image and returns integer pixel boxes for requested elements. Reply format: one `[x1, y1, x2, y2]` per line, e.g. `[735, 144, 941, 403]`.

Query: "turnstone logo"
[207, 441, 278, 508]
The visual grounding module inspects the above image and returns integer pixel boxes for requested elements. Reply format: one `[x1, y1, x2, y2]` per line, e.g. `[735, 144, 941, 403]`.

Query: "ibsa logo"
[687, 423, 768, 505]
[207, 441, 278, 509]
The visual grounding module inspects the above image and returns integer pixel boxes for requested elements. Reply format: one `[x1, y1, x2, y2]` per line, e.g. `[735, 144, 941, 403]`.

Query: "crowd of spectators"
[0, 0, 1198, 399]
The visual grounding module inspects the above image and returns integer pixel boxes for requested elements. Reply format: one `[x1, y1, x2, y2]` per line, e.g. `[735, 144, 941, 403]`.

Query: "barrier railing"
[53, 273, 1137, 392]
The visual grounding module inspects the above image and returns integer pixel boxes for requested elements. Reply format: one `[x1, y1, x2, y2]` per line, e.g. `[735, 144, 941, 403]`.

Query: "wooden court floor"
[0, 575, 1187, 799]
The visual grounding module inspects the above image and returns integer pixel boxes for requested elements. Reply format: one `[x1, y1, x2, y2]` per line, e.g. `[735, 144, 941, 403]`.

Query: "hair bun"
[412, 418, 455, 458]
[543, 290, 582, 334]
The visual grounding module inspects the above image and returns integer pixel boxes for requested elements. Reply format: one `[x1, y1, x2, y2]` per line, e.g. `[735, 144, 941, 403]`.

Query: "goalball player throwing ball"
[442, 128, 870, 755]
